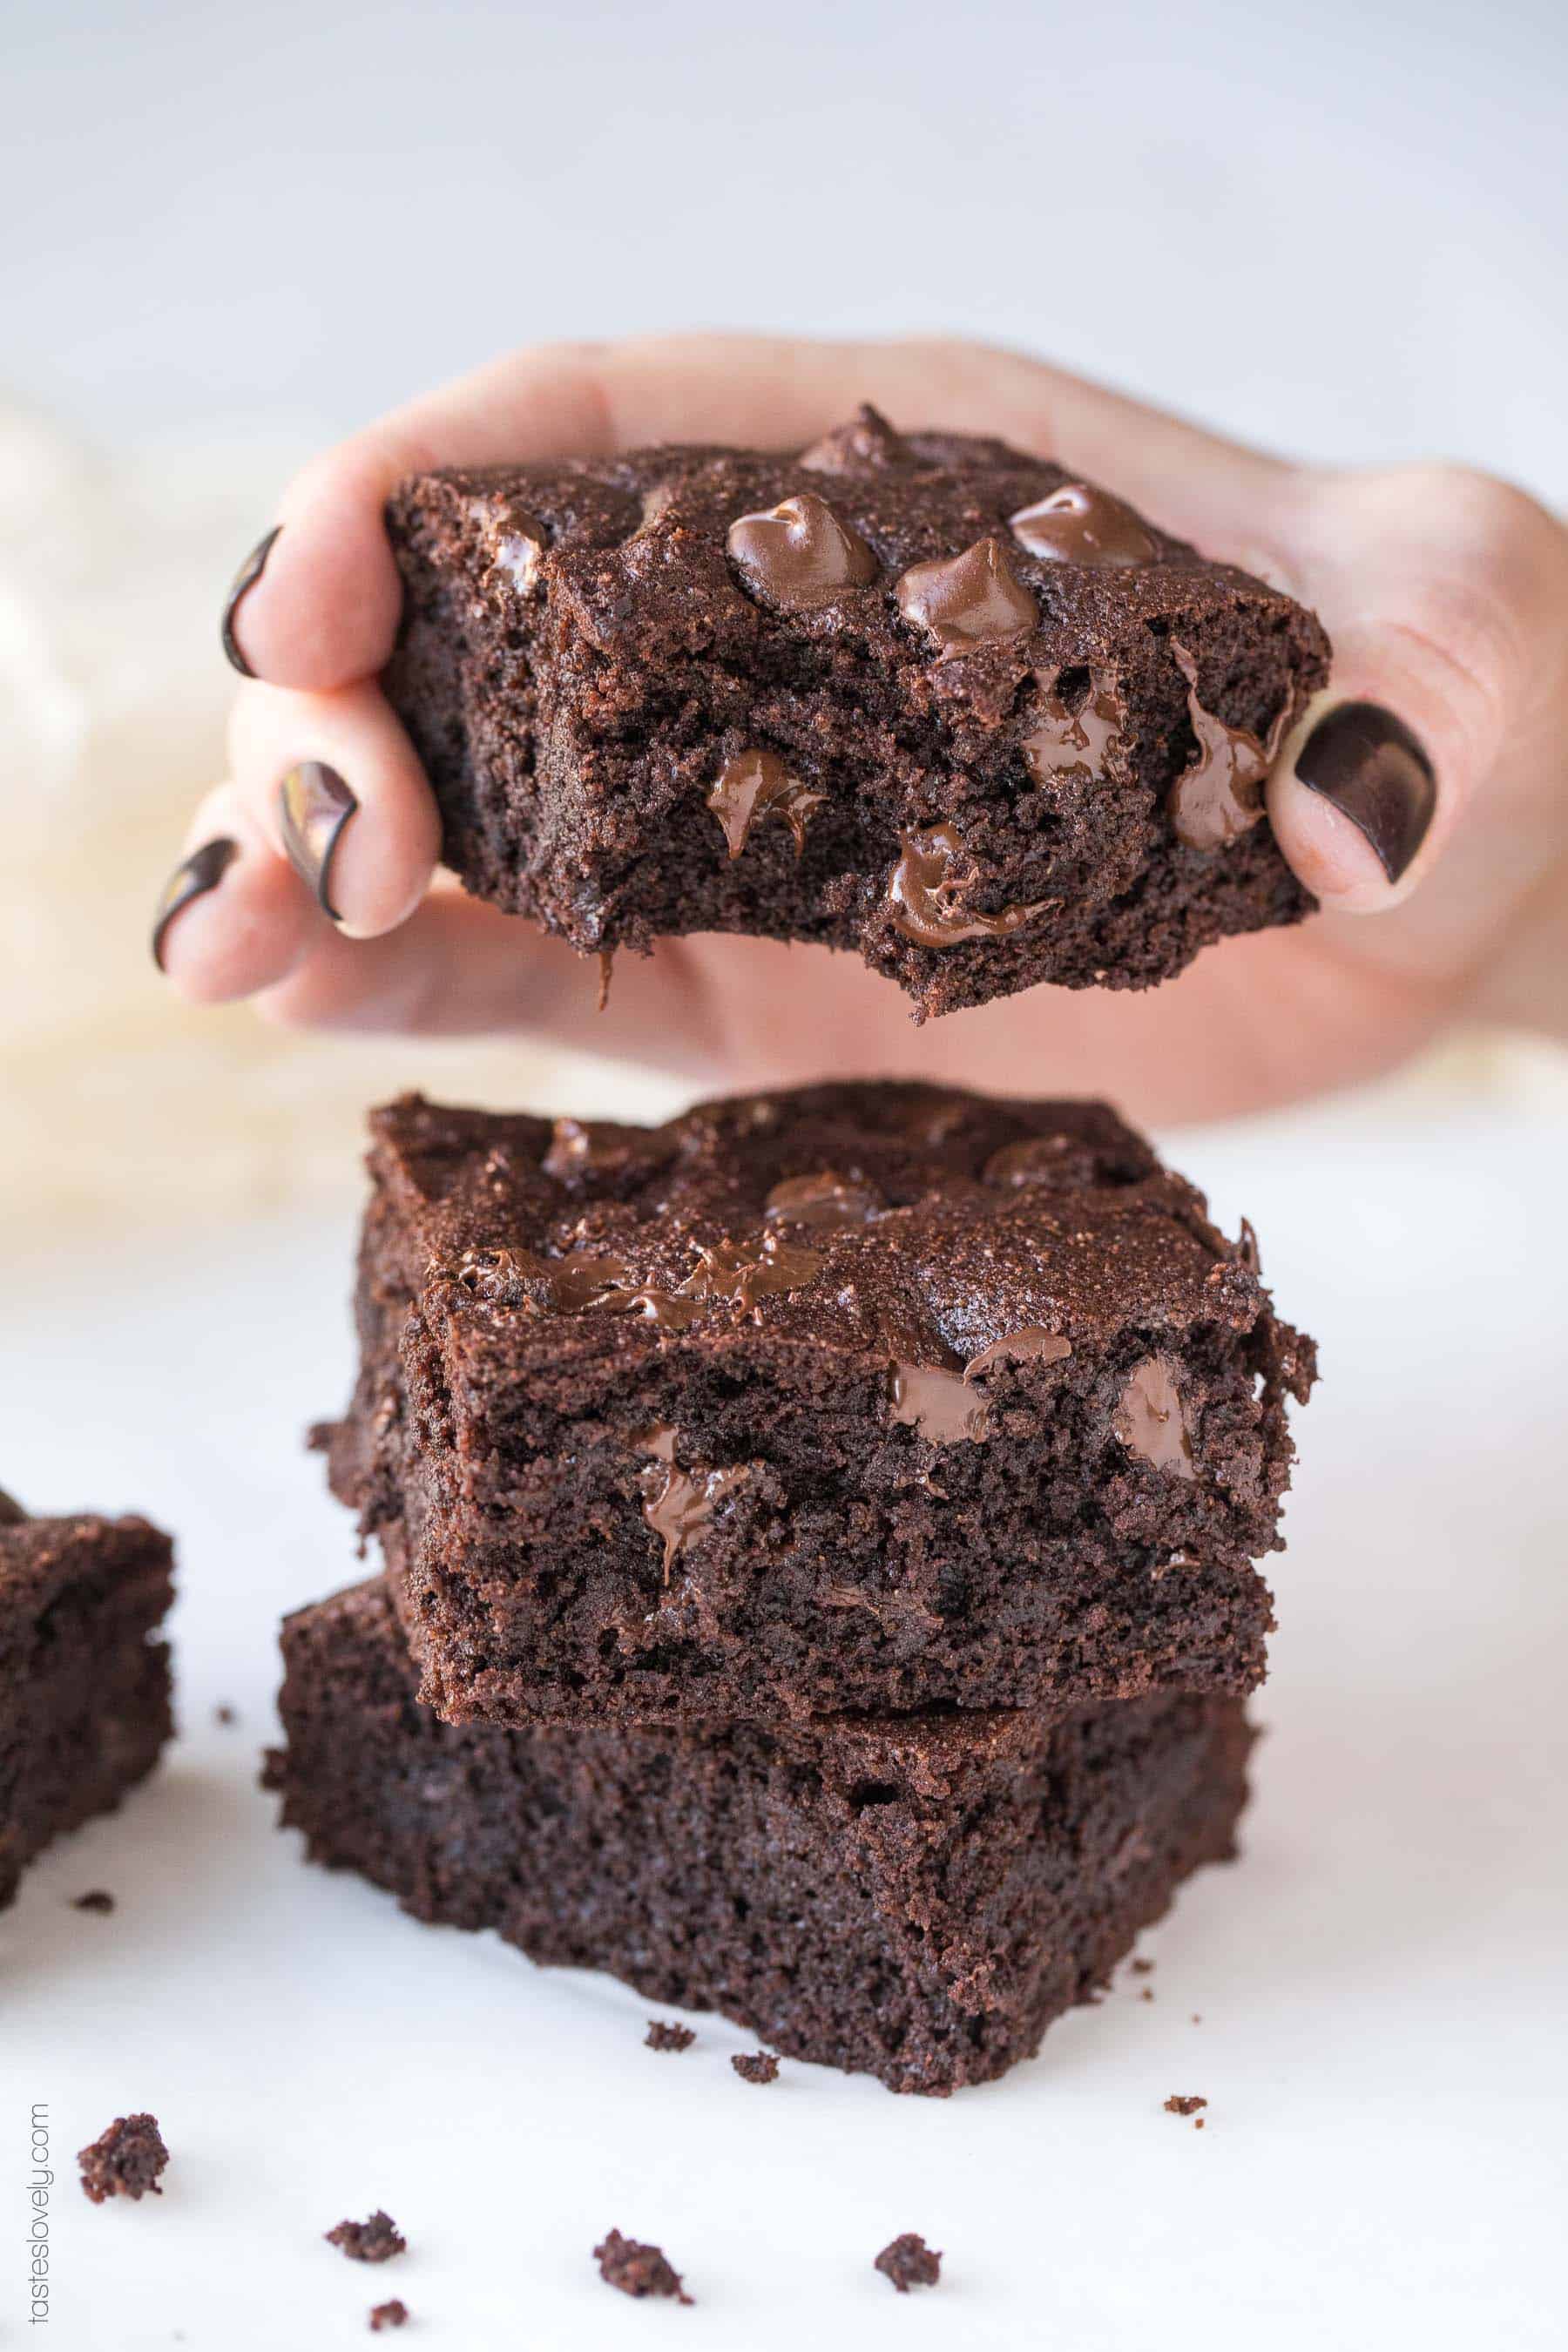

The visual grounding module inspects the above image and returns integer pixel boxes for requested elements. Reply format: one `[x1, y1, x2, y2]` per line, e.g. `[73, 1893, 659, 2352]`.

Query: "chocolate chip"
[726, 492, 879, 610]
[896, 536, 1037, 656]
[1009, 482, 1156, 567]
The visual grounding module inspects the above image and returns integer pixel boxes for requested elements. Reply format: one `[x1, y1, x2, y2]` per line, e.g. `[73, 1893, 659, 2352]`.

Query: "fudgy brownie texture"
[327, 2212, 406, 2264]
[320, 1083, 1314, 1727]
[266, 1580, 1254, 2095]
[0, 1506, 173, 1909]
[78, 2113, 169, 2203]
[645, 2019, 695, 2052]
[875, 2234, 943, 2292]
[731, 2051, 780, 2085]
[382, 409, 1329, 1017]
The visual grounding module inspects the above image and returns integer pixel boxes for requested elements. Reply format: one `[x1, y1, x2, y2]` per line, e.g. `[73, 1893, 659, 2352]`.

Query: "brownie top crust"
[0, 1511, 173, 1622]
[366, 1082, 1312, 1393]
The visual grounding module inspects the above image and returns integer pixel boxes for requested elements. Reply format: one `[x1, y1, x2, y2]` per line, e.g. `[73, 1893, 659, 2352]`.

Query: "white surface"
[3, 1085, 1565, 2350]
[4, 0, 1566, 502]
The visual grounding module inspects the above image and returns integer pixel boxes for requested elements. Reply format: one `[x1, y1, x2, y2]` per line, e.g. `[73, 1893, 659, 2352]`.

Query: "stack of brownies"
[269, 1079, 1315, 2093]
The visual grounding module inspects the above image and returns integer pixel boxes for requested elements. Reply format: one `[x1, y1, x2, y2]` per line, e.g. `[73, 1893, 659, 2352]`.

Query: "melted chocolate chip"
[982, 1135, 1098, 1190]
[454, 1245, 702, 1328]
[963, 1327, 1072, 1378]
[726, 491, 879, 610]
[636, 1425, 748, 1578]
[706, 749, 826, 859]
[0, 1484, 26, 1526]
[889, 1362, 989, 1444]
[764, 1171, 882, 1227]
[1022, 672, 1128, 785]
[895, 536, 1037, 657]
[1236, 1216, 1261, 1274]
[677, 1233, 824, 1311]
[483, 507, 549, 596]
[1166, 642, 1294, 852]
[1113, 1356, 1195, 1477]
[889, 824, 1051, 949]
[1008, 482, 1156, 568]
[798, 404, 914, 475]
[542, 1118, 593, 1178]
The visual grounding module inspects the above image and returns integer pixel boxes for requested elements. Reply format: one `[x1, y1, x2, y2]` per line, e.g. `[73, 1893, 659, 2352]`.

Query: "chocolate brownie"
[0, 1505, 173, 1909]
[266, 1579, 1254, 2095]
[731, 2051, 779, 2085]
[78, 2113, 169, 2203]
[645, 2019, 695, 2052]
[320, 1084, 1313, 1727]
[382, 409, 1329, 1017]
[368, 2302, 409, 2333]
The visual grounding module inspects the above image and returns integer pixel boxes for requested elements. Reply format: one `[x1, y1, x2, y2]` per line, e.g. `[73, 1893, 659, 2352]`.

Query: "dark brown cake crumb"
[875, 2234, 943, 2292]
[593, 2229, 693, 2303]
[731, 2051, 780, 2085]
[1139, 1986, 1155, 2002]
[78, 2112, 168, 2203]
[71, 1889, 115, 1914]
[214, 1703, 238, 1727]
[645, 2019, 696, 2053]
[327, 2210, 407, 2264]
[1131, 1957, 1154, 1975]
[368, 2302, 409, 2333]
[1165, 2094, 1208, 2118]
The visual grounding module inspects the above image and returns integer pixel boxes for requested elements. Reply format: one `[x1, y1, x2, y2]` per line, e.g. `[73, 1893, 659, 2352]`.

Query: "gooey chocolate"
[1113, 1355, 1195, 1477]
[635, 1424, 749, 1578]
[889, 824, 1051, 949]
[890, 1325, 1073, 1443]
[481, 505, 550, 596]
[799, 403, 914, 475]
[706, 750, 826, 860]
[895, 536, 1037, 657]
[726, 492, 879, 610]
[1166, 643, 1294, 853]
[1022, 672, 1129, 787]
[1008, 483, 1156, 569]
[763, 1171, 882, 1227]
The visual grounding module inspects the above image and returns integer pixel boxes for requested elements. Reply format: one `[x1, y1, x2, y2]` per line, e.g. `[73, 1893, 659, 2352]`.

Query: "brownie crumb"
[1139, 1986, 1155, 2003]
[71, 1889, 115, 1915]
[1131, 1957, 1154, 1975]
[1164, 2094, 1208, 2119]
[645, 2020, 695, 2053]
[593, 2229, 693, 2304]
[875, 2234, 943, 2292]
[369, 2302, 409, 2333]
[327, 2211, 407, 2264]
[731, 2051, 780, 2085]
[213, 1703, 238, 1727]
[78, 2113, 168, 2203]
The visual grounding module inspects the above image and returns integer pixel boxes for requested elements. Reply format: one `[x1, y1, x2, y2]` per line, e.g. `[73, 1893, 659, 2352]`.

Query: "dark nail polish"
[1294, 701, 1436, 882]
[150, 836, 240, 972]
[220, 525, 281, 676]
[278, 762, 356, 919]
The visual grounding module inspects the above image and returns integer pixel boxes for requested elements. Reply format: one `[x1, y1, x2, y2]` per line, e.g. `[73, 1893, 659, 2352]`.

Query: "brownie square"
[319, 1082, 1315, 1727]
[0, 1501, 173, 1909]
[267, 1578, 1253, 2094]
[382, 409, 1330, 1017]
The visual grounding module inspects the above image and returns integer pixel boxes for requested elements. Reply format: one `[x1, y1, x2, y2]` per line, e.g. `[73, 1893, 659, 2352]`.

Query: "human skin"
[152, 335, 1568, 1125]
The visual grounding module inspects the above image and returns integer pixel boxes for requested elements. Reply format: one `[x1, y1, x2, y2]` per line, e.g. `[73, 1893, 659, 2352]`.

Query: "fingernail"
[150, 836, 240, 972]
[279, 761, 356, 919]
[1294, 701, 1436, 883]
[221, 525, 281, 676]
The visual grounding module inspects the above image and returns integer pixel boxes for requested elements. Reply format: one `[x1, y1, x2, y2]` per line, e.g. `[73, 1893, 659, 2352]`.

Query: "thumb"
[1263, 463, 1567, 915]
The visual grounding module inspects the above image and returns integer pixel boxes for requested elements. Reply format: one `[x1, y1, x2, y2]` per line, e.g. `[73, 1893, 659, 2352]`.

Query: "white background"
[5, 1088, 1566, 2350]
[2, 3, 1566, 2347]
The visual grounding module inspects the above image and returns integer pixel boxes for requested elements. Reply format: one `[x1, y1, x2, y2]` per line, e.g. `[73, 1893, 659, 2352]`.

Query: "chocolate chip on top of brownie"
[319, 1082, 1313, 1728]
[382, 411, 1330, 1016]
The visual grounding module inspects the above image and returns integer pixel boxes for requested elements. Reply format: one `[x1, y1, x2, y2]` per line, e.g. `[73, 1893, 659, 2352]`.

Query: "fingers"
[220, 332, 1288, 691]
[150, 781, 317, 1001]
[226, 678, 442, 938]
[1265, 463, 1568, 918]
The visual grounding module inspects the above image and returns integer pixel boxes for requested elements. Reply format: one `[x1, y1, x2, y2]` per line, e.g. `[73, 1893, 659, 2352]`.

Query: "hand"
[152, 335, 1568, 1125]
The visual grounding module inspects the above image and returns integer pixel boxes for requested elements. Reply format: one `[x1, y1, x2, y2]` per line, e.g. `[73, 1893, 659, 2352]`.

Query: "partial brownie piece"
[78, 2112, 169, 2203]
[266, 1579, 1254, 2096]
[0, 1504, 173, 1909]
[382, 410, 1330, 1017]
[319, 1083, 1314, 1727]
